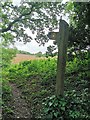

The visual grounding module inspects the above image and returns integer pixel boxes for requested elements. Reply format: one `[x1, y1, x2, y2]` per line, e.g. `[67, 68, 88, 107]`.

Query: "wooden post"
[47, 19, 69, 96]
[56, 20, 69, 96]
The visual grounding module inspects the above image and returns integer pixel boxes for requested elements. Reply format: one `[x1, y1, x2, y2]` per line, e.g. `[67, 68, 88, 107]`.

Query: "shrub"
[43, 92, 90, 120]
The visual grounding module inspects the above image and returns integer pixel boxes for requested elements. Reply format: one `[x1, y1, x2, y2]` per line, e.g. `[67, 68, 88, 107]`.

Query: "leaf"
[54, 112, 58, 117]
[61, 106, 65, 111]
[66, 2, 74, 11]
[49, 102, 53, 106]
[44, 108, 49, 113]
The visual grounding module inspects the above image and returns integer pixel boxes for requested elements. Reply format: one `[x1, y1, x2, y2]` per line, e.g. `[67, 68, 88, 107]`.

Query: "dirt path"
[10, 82, 31, 118]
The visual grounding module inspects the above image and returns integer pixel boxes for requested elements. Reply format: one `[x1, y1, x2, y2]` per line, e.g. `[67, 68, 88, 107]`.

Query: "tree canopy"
[0, 2, 63, 46]
[67, 2, 90, 50]
[0, 1, 90, 50]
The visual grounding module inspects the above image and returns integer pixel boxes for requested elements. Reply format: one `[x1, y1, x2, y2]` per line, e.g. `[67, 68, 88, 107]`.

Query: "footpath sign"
[47, 19, 69, 96]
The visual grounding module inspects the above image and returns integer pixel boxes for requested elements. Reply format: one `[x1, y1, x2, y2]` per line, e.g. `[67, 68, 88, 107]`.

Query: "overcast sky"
[12, 0, 69, 54]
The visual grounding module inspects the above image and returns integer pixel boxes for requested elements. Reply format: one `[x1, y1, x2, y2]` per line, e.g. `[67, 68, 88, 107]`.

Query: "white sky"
[12, 0, 69, 54]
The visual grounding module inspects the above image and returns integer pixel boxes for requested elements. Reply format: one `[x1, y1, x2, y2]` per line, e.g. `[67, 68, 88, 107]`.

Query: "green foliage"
[1, 1, 89, 52]
[16, 49, 33, 55]
[8, 58, 57, 85]
[2, 50, 89, 118]
[2, 79, 13, 118]
[43, 92, 89, 119]
[66, 50, 88, 74]
[65, 1, 74, 12]
[2, 79, 12, 101]
[6, 58, 57, 117]
[1, 49, 90, 120]
[1, 47, 16, 118]
[65, 2, 90, 49]
[2, 47, 16, 68]
[1, 2, 63, 45]
[35, 52, 43, 57]
[46, 45, 57, 58]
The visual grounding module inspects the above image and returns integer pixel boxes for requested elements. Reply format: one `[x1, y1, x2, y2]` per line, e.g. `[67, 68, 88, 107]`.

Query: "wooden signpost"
[47, 19, 69, 96]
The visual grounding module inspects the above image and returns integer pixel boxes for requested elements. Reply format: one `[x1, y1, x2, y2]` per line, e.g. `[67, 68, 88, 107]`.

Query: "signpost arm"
[56, 20, 69, 96]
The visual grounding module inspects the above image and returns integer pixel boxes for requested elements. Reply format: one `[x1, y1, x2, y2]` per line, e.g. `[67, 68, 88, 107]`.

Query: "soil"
[9, 82, 32, 118]
[12, 54, 45, 64]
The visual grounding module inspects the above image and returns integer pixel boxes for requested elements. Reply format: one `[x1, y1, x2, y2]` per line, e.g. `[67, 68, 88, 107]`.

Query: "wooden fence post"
[56, 20, 69, 96]
[47, 19, 69, 96]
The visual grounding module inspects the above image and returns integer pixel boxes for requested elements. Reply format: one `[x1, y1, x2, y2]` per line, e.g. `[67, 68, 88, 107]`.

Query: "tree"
[46, 45, 57, 57]
[66, 2, 90, 50]
[1, 1, 67, 97]
[2, 47, 17, 68]
[1, 1, 89, 97]
[0, 2, 63, 45]
[1, 2, 89, 49]
[36, 51, 42, 57]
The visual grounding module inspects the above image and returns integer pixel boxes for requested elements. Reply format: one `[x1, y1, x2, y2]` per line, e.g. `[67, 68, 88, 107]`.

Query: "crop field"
[12, 54, 46, 64]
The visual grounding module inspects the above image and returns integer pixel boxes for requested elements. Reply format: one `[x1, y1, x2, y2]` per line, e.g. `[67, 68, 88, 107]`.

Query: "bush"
[43, 92, 90, 120]
[2, 79, 13, 118]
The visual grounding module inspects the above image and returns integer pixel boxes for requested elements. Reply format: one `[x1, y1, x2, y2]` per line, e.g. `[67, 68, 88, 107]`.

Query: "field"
[12, 54, 46, 64]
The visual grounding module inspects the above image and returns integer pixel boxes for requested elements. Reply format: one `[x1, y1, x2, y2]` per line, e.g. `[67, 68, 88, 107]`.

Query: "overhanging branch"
[0, 5, 34, 33]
